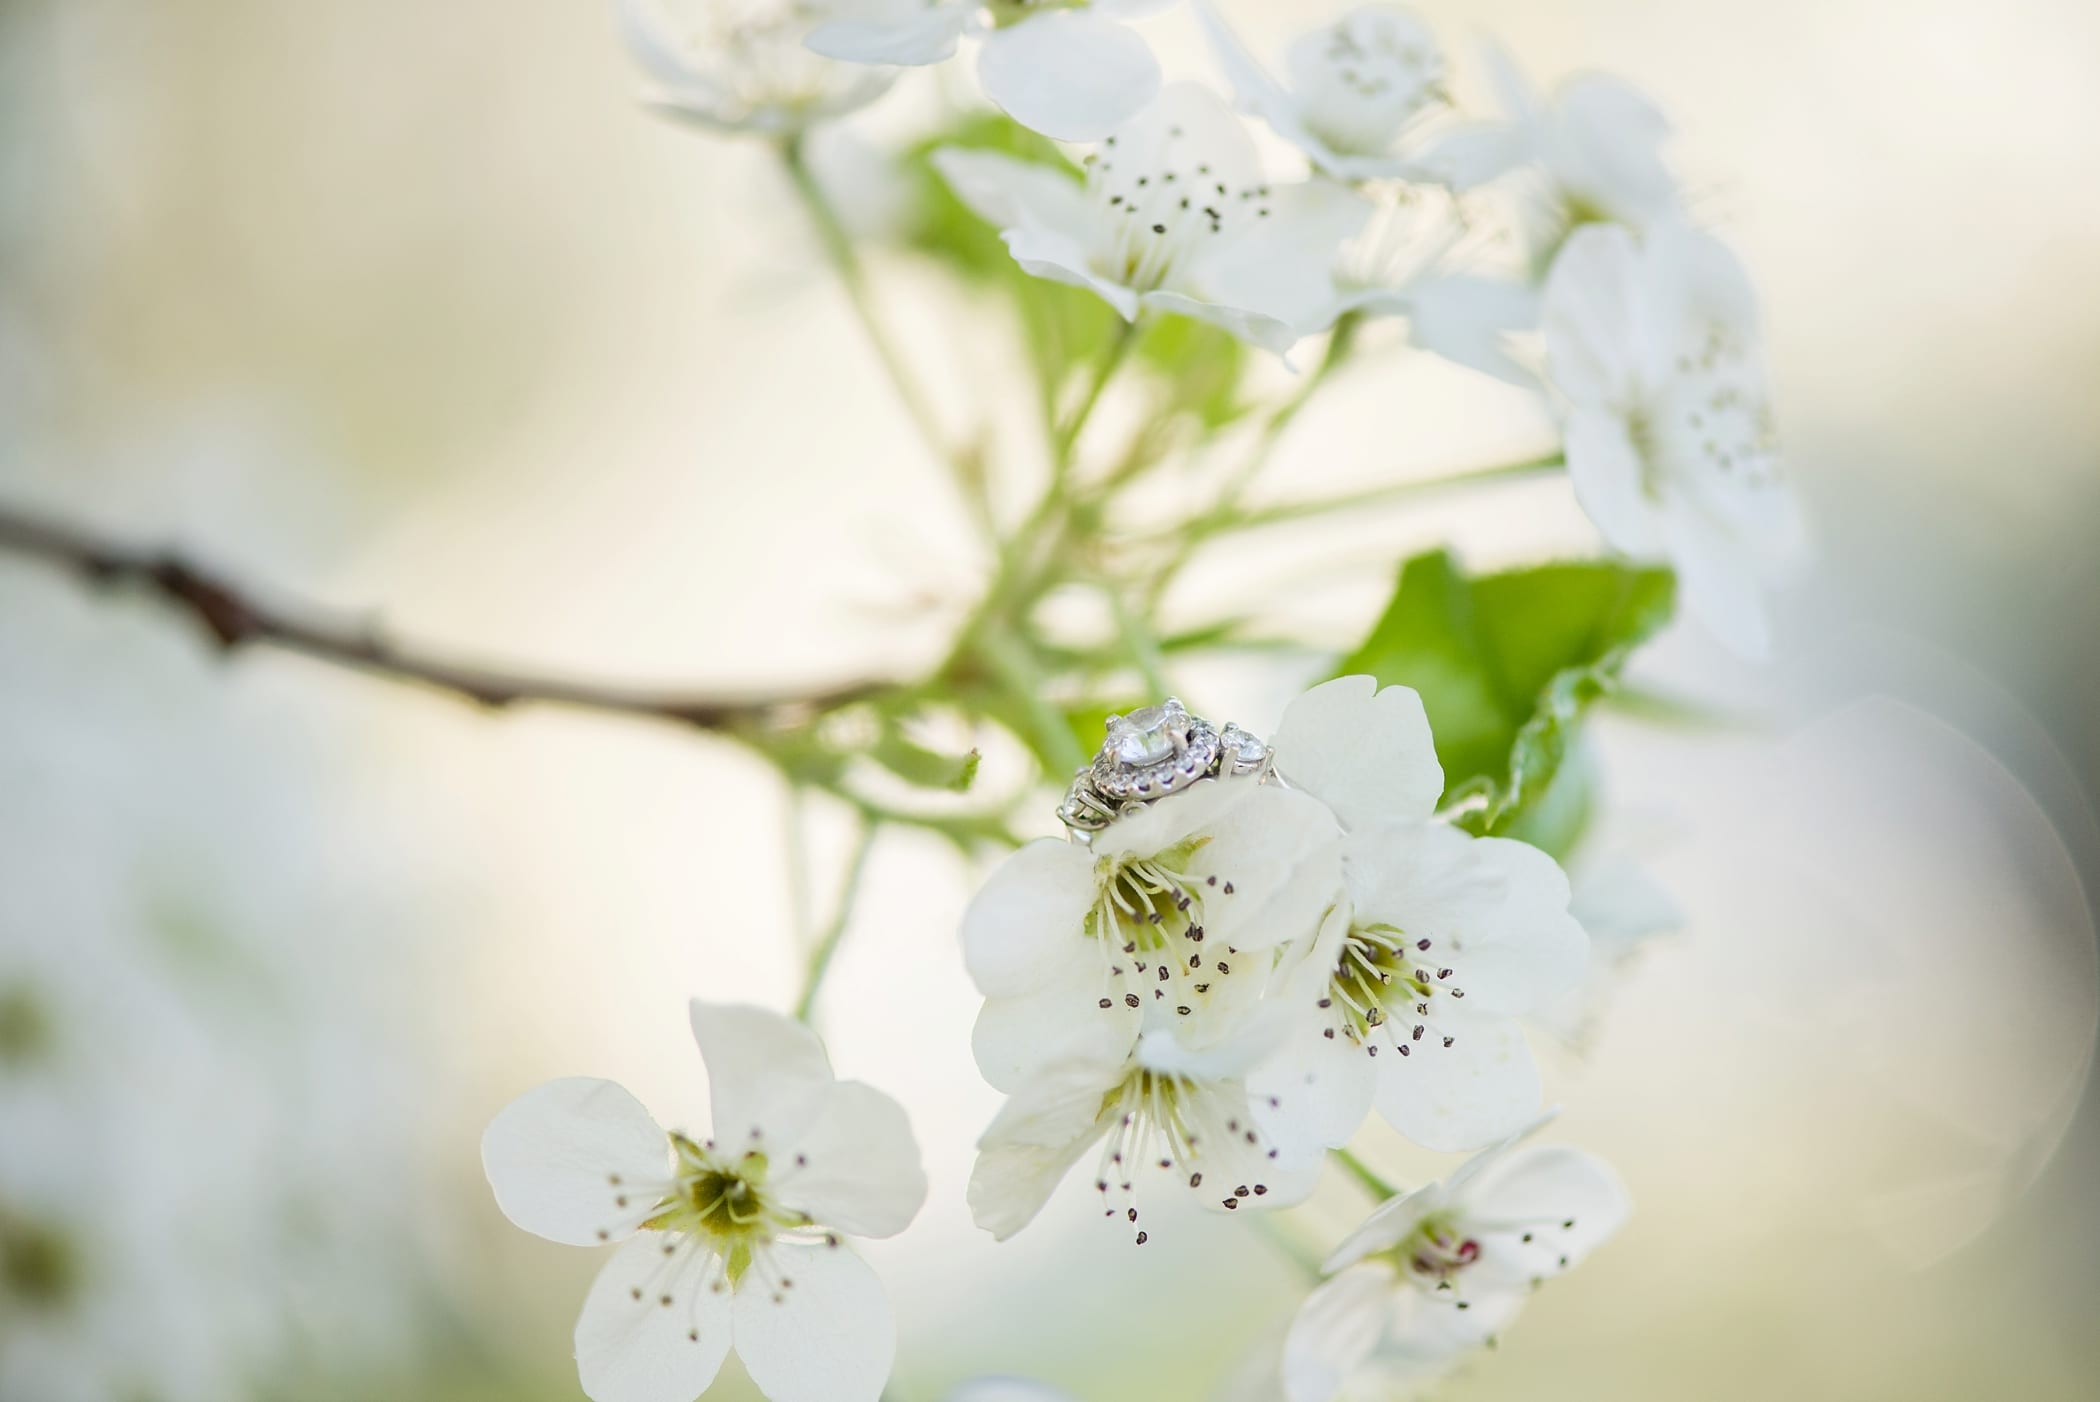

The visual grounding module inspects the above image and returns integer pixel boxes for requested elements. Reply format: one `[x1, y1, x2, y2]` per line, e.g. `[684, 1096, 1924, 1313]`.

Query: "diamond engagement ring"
[1057, 698, 1274, 836]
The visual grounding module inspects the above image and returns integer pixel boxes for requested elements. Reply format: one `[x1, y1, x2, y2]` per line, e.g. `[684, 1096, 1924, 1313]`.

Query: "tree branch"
[0, 502, 889, 733]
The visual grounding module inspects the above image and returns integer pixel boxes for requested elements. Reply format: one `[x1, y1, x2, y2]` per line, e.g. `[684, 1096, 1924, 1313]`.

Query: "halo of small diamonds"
[1058, 698, 1275, 835]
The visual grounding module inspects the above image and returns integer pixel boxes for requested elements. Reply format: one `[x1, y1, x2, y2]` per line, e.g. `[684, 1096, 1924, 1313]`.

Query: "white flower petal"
[689, 1002, 836, 1146]
[1091, 777, 1259, 863]
[1465, 1144, 1630, 1279]
[1248, 1012, 1379, 1155]
[968, 1047, 1123, 1240]
[1660, 500, 1774, 659]
[1004, 226, 1144, 320]
[1321, 1181, 1445, 1273]
[977, 12, 1161, 142]
[1272, 676, 1443, 830]
[1391, 274, 1539, 387]
[1282, 1262, 1395, 1402]
[574, 1233, 732, 1402]
[959, 839, 1097, 999]
[1408, 120, 1529, 189]
[1542, 222, 1646, 407]
[1563, 405, 1665, 555]
[1184, 179, 1374, 338]
[1180, 785, 1343, 953]
[482, 1077, 669, 1247]
[1373, 1013, 1542, 1152]
[770, 1081, 927, 1239]
[1552, 74, 1677, 226]
[972, 950, 1139, 1094]
[929, 148, 1094, 242]
[733, 1241, 895, 1402]
[1344, 826, 1587, 1014]
[807, 4, 967, 67]
[1379, 1281, 1519, 1366]
[1140, 289, 1302, 360]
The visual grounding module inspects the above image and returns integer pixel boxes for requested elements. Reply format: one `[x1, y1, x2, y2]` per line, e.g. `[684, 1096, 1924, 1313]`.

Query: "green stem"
[791, 820, 881, 1025]
[1054, 317, 1140, 469]
[780, 138, 986, 529]
[1332, 1146, 1401, 1201]
[979, 628, 1088, 777]
[1106, 584, 1171, 698]
[1250, 1213, 1326, 1280]
[1230, 455, 1563, 531]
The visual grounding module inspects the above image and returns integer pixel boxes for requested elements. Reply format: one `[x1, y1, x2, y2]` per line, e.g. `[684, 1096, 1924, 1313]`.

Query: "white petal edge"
[575, 1233, 732, 1402]
[1283, 1262, 1396, 1402]
[483, 1077, 670, 1247]
[1271, 676, 1443, 830]
[733, 1241, 896, 1402]
[977, 11, 1162, 142]
[770, 1080, 928, 1239]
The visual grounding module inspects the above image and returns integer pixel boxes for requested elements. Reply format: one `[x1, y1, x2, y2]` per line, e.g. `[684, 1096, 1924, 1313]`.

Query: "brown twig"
[0, 503, 888, 732]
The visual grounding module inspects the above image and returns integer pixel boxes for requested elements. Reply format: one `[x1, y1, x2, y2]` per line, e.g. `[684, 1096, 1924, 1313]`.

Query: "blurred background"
[2, 1, 2098, 1399]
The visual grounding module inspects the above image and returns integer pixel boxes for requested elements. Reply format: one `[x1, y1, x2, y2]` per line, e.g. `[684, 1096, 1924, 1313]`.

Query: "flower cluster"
[962, 679, 1616, 1391]
[462, 5, 1806, 1401]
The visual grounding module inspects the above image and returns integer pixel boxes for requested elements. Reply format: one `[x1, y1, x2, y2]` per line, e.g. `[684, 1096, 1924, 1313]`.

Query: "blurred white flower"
[963, 776, 1338, 1095]
[619, 0, 898, 135]
[1282, 1122, 1629, 1402]
[482, 1001, 927, 1402]
[0, 591, 430, 1402]
[933, 84, 1371, 358]
[1542, 221, 1803, 656]
[969, 1017, 1324, 1241]
[1307, 186, 1538, 384]
[946, 1378, 1079, 1402]
[1253, 679, 1587, 1153]
[810, 1, 1178, 142]
[1197, 3, 1447, 182]
[1414, 47, 1679, 261]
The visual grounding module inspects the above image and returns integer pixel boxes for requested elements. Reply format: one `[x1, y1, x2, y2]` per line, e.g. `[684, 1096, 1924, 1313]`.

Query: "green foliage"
[1338, 550, 1675, 836]
[868, 722, 981, 793]
[1132, 315, 1251, 430]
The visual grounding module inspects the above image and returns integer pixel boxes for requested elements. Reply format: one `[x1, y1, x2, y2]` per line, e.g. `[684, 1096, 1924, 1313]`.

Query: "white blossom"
[1253, 678, 1588, 1154]
[933, 84, 1372, 358]
[1542, 221, 1803, 656]
[619, 0, 899, 136]
[1282, 1122, 1629, 1402]
[810, 1, 1179, 142]
[1197, 3, 1447, 183]
[1413, 46, 1679, 261]
[969, 1015, 1324, 1241]
[481, 1001, 927, 1402]
[963, 776, 1340, 1095]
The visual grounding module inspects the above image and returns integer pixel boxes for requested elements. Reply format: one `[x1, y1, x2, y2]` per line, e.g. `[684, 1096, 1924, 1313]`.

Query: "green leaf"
[868, 725, 982, 793]
[1337, 550, 1675, 834]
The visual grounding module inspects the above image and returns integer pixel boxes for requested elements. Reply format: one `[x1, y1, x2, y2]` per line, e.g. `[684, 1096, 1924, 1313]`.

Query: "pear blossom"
[969, 1016, 1324, 1241]
[1542, 221, 1803, 656]
[1413, 46, 1678, 261]
[933, 84, 1372, 358]
[963, 776, 1339, 1095]
[1282, 1124, 1629, 1402]
[1253, 677, 1588, 1153]
[619, 0, 898, 136]
[809, 1, 1178, 142]
[482, 1001, 927, 1402]
[1197, 3, 1448, 183]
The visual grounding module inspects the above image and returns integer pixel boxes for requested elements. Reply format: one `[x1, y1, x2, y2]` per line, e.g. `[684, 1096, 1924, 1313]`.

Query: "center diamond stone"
[1108, 705, 1181, 767]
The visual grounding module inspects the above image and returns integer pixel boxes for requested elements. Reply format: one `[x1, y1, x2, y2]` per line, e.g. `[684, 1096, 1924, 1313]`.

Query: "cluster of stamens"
[590, 1126, 842, 1334]
[1300, 17, 1444, 154]
[1392, 1206, 1590, 1313]
[1088, 850, 1244, 1020]
[1656, 319, 1782, 492]
[1083, 130, 1273, 292]
[1318, 921, 1464, 1058]
[1091, 1069, 1285, 1243]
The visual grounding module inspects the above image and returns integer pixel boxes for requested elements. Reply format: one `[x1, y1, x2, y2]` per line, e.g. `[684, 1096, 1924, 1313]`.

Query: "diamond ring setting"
[1057, 698, 1274, 835]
